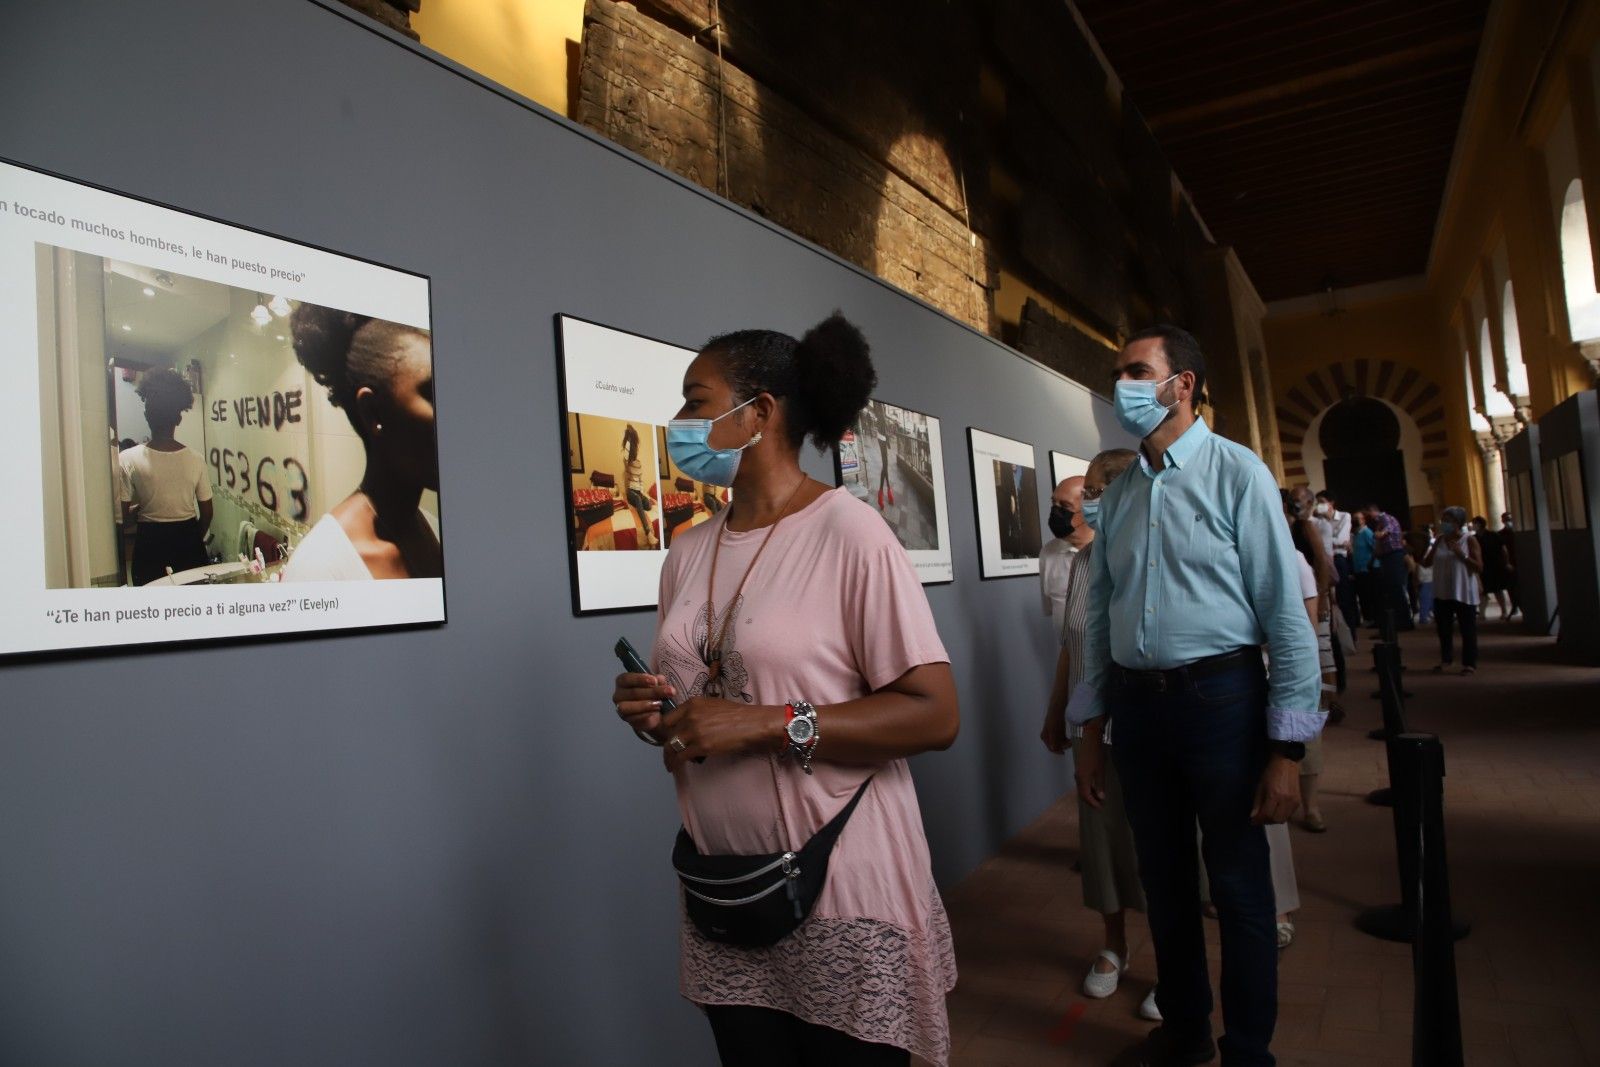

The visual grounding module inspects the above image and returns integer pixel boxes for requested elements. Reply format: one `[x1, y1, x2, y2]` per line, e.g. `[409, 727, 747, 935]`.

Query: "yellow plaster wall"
[412, 0, 583, 115]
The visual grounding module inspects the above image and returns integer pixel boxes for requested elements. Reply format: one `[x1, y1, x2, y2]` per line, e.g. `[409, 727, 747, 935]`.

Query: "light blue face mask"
[666, 396, 760, 487]
[1080, 496, 1101, 532]
[1113, 372, 1181, 439]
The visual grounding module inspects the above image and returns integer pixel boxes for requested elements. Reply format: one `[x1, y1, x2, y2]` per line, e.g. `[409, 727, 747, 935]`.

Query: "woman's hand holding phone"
[612, 672, 676, 736]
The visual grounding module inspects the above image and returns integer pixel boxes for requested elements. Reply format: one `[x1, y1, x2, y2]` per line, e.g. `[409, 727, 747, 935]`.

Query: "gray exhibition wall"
[0, 2, 1129, 1064]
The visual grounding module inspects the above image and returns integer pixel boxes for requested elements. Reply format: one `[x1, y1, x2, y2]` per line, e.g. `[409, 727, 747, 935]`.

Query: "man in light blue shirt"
[1067, 324, 1320, 1067]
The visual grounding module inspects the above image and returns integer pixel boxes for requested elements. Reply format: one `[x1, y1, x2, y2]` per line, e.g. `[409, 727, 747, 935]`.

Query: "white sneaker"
[1138, 986, 1162, 1021]
[1081, 949, 1127, 998]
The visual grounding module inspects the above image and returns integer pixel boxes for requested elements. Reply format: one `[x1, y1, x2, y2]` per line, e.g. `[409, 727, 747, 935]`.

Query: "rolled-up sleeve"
[1236, 465, 1324, 741]
[1065, 525, 1113, 726]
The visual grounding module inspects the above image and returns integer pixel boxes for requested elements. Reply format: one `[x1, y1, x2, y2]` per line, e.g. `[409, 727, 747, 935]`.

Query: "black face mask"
[1048, 505, 1075, 539]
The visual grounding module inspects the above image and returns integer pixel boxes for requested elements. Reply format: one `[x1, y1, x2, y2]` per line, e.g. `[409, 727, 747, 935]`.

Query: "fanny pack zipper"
[675, 849, 795, 886]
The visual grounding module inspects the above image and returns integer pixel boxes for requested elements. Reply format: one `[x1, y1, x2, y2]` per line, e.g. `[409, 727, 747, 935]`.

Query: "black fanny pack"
[672, 778, 872, 947]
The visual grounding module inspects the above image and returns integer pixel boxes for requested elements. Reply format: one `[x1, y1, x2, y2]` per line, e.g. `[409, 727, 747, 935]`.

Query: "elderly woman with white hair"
[1421, 505, 1483, 675]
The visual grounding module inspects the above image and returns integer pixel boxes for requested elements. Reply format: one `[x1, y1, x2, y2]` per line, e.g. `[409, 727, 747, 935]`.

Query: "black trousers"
[1434, 599, 1479, 668]
[705, 1005, 908, 1067]
[131, 518, 207, 586]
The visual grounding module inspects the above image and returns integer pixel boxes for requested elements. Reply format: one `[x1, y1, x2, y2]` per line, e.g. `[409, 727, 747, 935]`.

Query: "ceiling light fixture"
[121, 324, 132, 332]
[268, 294, 291, 318]
[142, 286, 155, 297]
[250, 294, 271, 328]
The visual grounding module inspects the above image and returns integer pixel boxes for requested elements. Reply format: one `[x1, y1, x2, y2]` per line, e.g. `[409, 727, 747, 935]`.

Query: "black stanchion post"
[1365, 643, 1407, 805]
[1355, 733, 1470, 945]
[1409, 734, 1465, 1066]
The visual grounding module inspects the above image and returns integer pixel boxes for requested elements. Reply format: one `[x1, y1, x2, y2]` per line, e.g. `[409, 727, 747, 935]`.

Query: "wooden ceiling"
[1075, 0, 1490, 302]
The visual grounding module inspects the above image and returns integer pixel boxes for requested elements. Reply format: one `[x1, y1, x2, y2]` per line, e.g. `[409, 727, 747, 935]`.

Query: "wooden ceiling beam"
[1148, 35, 1480, 133]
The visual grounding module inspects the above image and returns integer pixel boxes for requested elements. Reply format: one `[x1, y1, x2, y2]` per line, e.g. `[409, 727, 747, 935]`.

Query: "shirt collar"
[1137, 417, 1211, 475]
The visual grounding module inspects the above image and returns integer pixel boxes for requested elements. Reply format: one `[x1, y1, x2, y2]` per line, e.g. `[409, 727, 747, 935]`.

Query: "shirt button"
[1149, 560, 1156, 568]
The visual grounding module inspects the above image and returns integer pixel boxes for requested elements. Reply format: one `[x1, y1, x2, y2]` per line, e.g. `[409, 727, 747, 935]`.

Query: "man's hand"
[1075, 727, 1107, 809]
[1250, 754, 1301, 825]
[1040, 710, 1070, 754]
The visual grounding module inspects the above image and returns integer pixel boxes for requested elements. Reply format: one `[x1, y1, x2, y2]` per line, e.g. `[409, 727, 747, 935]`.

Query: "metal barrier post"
[1408, 734, 1465, 1066]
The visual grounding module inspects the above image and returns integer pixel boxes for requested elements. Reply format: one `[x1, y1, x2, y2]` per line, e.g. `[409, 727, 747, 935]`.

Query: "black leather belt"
[1110, 647, 1258, 693]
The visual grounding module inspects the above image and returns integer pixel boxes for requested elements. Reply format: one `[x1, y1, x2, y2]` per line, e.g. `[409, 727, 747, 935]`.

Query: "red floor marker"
[1047, 1001, 1086, 1045]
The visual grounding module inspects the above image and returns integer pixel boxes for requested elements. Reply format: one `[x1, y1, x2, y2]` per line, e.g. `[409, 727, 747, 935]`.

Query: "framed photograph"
[567, 412, 585, 472]
[1559, 450, 1588, 530]
[4, 156, 444, 658]
[968, 427, 1043, 578]
[1049, 450, 1091, 489]
[1544, 458, 1567, 531]
[835, 398, 953, 584]
[557, 315, 725, 614]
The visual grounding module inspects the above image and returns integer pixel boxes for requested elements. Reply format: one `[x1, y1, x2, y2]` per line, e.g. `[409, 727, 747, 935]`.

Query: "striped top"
[1061, 543, 1113, 744]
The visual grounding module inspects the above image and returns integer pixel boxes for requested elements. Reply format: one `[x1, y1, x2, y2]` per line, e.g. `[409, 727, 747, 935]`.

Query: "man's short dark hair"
[1316, 489, 1334, 502]
[1126, 323, 1206, 412]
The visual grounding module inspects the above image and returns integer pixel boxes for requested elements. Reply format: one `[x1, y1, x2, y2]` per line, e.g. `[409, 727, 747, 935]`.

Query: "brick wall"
[577, 0, 993, 330]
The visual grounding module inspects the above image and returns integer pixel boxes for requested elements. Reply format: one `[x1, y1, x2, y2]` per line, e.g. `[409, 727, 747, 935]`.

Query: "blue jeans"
[1109, 656, 1277, 1066]
[1418, 580, 1435, 624]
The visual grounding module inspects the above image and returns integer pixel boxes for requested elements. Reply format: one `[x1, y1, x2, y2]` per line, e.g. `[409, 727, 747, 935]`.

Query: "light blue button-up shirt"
[1066, 418, 1324, 742]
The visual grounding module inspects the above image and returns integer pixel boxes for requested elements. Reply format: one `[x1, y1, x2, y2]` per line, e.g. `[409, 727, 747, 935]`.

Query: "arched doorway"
[1319, 397, 1409, 524]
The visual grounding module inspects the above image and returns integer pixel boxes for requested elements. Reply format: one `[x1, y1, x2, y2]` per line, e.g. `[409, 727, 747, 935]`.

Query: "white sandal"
[1082, 949, 1127, 998]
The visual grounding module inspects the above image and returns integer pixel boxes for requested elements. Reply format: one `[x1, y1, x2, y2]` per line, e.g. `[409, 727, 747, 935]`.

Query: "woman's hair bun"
[290, 303, 371, 411]
[792, 312, 876, 450]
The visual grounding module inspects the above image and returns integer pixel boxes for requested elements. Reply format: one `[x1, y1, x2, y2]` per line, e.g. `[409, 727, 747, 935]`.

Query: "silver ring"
[668, 736, 687, 753]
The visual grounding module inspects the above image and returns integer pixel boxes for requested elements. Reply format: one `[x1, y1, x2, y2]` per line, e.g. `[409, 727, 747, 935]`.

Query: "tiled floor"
[939, 616, 1600, 1065]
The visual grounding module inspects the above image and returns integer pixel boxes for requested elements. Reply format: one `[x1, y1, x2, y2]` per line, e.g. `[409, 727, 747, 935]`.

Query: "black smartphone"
[615, 636, 702, 761]
[614, 636, 676, 712]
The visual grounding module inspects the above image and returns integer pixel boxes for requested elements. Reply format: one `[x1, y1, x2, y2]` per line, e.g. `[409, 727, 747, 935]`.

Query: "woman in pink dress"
[611, 313, 960, 1066]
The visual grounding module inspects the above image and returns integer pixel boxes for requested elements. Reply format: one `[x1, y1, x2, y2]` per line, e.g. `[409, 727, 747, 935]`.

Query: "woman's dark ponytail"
[791, 313, 876, 451]
[705, 311, 876, 451]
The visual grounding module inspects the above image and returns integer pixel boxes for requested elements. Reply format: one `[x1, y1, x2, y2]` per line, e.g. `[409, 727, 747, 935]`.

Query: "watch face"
[787, 717, 816, 745]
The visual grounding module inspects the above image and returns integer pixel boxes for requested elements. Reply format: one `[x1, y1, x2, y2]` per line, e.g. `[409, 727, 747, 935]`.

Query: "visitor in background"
[1473, 515, 1512, 620]
[610, 313, 959, 1067]
[1308, 490, 1350, 707]
[1041, 448, 1156, 1021]
[1041, 475, 1090, 640]
[1351, 512, 1378, 624]
[1423, 506, 1482, 676]
[1416, 534, 1436, 626]
[119, 368, 212, 586]
[1499, 512, 1520, 617]
[1362, 502, 1412, 631]
[1284, 490, 1334, 834]
[1313, 490, 1356, 632]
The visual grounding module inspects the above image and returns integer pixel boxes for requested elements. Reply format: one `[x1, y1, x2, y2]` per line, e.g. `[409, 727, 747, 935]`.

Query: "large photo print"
[1, 159, 441, 655]
[835, 398, 953, 583]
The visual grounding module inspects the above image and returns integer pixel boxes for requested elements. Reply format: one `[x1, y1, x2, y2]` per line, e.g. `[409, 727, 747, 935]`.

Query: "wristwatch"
[784, 700, 819, 774]
[1267, 740, 1306, 762]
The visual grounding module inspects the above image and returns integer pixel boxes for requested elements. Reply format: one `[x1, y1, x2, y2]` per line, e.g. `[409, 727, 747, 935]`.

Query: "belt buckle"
[1150, 671, 1168, 693]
